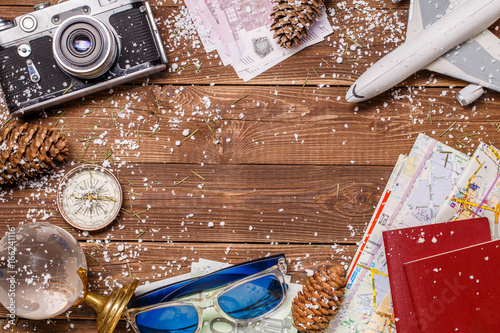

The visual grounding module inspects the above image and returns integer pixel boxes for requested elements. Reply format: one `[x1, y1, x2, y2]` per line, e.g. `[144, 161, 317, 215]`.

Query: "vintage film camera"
[0, 0, 167, 116]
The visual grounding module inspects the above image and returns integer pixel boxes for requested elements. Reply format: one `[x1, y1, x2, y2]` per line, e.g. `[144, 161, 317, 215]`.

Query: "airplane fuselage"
[346, 0, 500, 102]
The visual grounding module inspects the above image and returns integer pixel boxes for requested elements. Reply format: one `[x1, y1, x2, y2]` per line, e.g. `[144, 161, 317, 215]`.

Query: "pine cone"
[0, 122, 68, 185]
[270, 0, 325, 48]
[291, 264, 346, 333]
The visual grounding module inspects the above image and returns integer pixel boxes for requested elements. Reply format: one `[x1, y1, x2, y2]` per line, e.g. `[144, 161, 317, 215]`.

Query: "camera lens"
[67, 29, 97, 59]
[72, 34, 93, 54]
[53, 16, 118, 79]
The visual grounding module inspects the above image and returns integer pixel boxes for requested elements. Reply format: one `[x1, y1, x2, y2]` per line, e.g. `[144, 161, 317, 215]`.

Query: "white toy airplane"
[346, 0, 500, 105]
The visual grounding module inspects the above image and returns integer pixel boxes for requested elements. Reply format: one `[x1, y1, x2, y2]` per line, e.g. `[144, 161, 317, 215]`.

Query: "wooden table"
[0, 0, 498, 331]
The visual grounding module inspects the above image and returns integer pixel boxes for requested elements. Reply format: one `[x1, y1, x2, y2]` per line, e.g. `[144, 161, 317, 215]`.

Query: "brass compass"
[57, 164, 123, 231]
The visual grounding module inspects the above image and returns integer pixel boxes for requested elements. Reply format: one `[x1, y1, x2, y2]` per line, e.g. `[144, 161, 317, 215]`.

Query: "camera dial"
[18, 44, 31, 57]
[20, 15, 37, 32]
[53, 15, 118, 79]
[33, 2, 51, 11]
[0, 18, 14, 32]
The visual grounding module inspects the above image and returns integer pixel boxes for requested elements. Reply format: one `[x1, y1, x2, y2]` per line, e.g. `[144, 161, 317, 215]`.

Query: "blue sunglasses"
[126, 254, 288, 333]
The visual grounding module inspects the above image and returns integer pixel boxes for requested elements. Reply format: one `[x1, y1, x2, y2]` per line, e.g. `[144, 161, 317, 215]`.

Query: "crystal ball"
[0, 223, 87, 319]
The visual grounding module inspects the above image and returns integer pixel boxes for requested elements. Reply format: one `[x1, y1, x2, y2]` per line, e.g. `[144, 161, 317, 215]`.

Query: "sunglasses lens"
[218, 274, 284, 320]
[136, 304, 199, 333]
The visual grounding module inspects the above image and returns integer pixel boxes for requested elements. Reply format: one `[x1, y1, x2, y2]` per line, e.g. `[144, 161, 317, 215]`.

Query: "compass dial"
[57, 165, 123, 231]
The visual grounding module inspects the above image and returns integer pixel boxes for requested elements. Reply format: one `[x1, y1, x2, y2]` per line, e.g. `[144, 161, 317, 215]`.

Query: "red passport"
[404, 238, 500, 332]
[383, 218, 491, 333]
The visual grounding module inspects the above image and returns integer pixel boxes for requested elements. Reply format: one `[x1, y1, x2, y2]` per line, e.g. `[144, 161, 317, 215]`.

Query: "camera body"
[0, 0, 167, 116]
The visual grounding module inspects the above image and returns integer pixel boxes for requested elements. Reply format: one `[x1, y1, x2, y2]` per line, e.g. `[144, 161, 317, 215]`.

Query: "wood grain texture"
[2, 4, 499, 87]
[0, 0, 499, 331]
[0, 0, 403, 9]
[13, 84, 500, 166]
[0, 163, 390, 243]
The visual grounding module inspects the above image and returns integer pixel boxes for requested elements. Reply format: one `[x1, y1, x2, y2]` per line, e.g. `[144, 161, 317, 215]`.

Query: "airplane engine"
[456, 84, 485, 106]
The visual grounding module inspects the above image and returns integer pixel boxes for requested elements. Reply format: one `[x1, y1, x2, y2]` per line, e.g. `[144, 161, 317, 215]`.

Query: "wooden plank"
[0, 0, 498, 331]
[0, 5, 410, 87]
[0, 0, 404, 9]
[0, 164, 391, 243]
[3, 5, 498, 87]
[144, 5, 410, 85]
[0, 242, 357, 320]
[10, 85, 497, 166]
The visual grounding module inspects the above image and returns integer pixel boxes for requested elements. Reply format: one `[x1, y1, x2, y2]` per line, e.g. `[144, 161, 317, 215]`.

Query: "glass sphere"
[0, 223, 87, 319]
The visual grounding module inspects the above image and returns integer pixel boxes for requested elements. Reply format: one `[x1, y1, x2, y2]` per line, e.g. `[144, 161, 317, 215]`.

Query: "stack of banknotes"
[184, 0, 333, 81]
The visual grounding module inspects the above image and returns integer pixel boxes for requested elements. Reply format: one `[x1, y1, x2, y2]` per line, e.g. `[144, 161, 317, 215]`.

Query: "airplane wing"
[406, 0, 500, 92]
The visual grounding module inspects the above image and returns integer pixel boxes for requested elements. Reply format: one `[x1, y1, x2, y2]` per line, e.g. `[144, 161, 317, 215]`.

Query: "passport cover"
[404, 238, 500, 332]
[383, 218, 491, 333]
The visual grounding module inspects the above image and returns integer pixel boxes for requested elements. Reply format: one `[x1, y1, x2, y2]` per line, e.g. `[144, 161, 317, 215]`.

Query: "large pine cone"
[291, 264, 346, 332]
[270, 0, 325, 48]
[0, 123, 68, 184]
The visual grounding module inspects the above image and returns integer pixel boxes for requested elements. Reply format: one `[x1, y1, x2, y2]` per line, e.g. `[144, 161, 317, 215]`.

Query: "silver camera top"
[0, 0, 146, 48]
[0, 0, 167, 116]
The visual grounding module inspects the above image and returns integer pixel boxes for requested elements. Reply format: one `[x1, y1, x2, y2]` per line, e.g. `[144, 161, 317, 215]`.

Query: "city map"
[331, 134, 469, 332]
[436, 142, 500, 239]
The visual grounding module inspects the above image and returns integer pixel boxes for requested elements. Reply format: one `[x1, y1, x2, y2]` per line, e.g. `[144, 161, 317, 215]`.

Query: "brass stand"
[76, 268, 139, 333]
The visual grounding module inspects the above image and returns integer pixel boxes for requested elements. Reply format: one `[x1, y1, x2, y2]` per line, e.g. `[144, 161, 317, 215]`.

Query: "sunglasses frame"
[126, 257, 287, 333]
